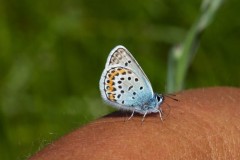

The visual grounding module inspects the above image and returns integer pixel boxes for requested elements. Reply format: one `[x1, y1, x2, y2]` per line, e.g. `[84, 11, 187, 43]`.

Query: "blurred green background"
[0, 0, 239, 159]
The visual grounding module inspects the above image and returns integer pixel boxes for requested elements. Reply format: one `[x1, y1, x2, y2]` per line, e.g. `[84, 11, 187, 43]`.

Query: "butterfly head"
[155, 93, 164, 105]
[152, 93, 164, 110]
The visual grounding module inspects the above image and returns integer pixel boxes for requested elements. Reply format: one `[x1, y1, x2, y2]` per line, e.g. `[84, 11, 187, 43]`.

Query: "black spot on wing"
[128, 86, 133, 91]
[117, 94, 121, 98]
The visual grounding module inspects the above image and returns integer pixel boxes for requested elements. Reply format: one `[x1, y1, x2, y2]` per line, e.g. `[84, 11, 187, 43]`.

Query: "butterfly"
[99, 45, 164, 121]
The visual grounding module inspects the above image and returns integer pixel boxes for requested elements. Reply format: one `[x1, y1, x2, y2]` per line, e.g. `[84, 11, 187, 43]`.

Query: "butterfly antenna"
[162, 101, 172, 119]
[163, 94, 179, 102]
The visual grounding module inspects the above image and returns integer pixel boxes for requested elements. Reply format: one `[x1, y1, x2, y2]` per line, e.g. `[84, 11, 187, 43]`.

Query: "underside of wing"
[100, 67, 152, 110]
[106, 45, 152, 85]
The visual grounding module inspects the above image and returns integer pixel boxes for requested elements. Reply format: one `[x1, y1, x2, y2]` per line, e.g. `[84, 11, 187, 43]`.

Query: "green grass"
[167, 0, 224, 92]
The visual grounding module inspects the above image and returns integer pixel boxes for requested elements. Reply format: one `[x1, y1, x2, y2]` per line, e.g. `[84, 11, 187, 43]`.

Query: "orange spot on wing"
[119, 69, 127, 74]
[106, 68, 129, 94]
[107, 79, 114, 92]
[108, 93, 115, 101]
[109, 94, 113, 100]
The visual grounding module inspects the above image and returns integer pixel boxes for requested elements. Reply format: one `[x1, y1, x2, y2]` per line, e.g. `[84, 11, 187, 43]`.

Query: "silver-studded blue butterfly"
[99, 45, 164, 121]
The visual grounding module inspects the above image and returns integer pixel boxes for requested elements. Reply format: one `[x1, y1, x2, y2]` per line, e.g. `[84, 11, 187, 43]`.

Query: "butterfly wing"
[105, 45, 151, 84]
[99, 45, 154, 111]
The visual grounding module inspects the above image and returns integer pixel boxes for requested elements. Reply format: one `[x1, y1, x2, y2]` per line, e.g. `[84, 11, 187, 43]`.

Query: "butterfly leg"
[128, 110, 135, 120]
[141, 111, 148, 122]
[157, 109, 163, 121]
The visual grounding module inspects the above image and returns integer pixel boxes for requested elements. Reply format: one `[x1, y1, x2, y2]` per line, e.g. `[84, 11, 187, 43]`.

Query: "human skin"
[30, 87, 240, 160]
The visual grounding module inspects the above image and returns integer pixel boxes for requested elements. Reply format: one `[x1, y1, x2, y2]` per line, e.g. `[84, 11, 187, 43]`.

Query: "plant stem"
[167, 0, 224, 93]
